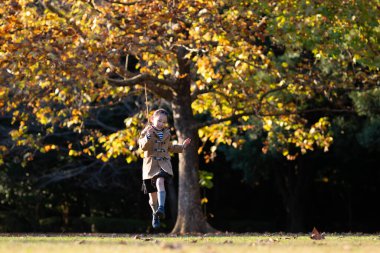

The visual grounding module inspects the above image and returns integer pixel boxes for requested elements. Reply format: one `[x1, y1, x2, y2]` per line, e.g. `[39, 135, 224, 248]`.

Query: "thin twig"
[104, 0, 141, 6]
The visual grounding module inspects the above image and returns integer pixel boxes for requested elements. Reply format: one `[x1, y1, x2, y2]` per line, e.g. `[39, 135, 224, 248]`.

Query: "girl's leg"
[149, 192, 160, 229]
[155, 177, 166, 219]
[148, 192, 158, 213]
[156, 177, 165, 192]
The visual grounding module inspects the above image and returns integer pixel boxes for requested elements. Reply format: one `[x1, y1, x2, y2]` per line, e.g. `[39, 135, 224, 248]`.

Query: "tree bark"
[287, 195, 305, 232]
[170, 46, 216, 234]
[274, 158, 312, 232]
[170, 99, 216, 234]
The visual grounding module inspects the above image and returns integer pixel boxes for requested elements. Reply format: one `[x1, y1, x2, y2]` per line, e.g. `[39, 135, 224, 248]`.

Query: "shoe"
[152, 213, 160, 229]
[155, 206, 165, 220]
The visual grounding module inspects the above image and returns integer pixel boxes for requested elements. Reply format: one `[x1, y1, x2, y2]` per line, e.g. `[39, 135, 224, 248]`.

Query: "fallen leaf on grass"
[310, 227, 325, 240]
[133, 235, 153, 241]
[161, 243, 182, 249]
[256, 238, 280, 245]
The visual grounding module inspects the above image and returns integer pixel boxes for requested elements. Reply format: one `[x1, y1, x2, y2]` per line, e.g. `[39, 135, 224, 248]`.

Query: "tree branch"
[36, 160, 100, 188]
[257, 83, 290, 114]
[107, 74, 175, 101]
[87, 0, 103, 13]
[85, 119, 119, 132]
[192, 113, 249, 130]
[104, 0, 141, 5]
[191, 107, 358, 130]
[107, 73, 174, 87]
[191, 87, 215, 101]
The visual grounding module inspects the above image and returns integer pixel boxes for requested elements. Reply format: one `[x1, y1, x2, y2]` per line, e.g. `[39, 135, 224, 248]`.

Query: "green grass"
[1, 234, 379, 253]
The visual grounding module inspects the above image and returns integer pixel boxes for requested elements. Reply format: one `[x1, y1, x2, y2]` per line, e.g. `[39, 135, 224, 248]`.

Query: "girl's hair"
[153, 108, 168, 117]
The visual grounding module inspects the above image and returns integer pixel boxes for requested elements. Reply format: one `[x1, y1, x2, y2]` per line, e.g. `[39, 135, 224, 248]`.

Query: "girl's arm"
[168, 138, 191, 153]
[138, 126, 154, 151]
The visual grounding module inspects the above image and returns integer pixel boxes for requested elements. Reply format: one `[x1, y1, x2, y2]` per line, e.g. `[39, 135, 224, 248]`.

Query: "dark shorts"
[141, 169, 172, 194]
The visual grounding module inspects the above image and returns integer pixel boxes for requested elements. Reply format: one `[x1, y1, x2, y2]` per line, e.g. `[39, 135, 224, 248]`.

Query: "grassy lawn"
[1, 234, 379, 253]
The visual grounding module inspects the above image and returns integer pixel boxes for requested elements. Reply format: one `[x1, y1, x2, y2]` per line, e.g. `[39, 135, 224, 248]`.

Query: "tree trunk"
[170, 46, 216, 234]
[287, 195, 305, 232]
[274, 158, 312, 233]
[170, 99, 215, 234]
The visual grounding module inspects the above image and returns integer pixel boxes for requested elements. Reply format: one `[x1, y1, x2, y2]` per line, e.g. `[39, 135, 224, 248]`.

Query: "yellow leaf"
[39, 80, 50, 88]
[101, 155, 108, 162]
[198, 129, 205, 138]
[44, 145, 57, 152]
[242, 116, 249, 121]
[126, 156, 133, 163]
[263, 118, 272, 131]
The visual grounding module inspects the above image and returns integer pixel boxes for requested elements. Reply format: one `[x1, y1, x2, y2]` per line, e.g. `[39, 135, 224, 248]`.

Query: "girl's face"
[152, 113, 167, 130]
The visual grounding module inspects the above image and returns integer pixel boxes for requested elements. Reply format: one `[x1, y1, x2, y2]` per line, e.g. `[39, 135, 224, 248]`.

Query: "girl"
[138, 109, 191, 229]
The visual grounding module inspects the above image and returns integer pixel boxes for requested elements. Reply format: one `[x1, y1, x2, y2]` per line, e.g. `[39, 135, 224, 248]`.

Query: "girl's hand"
[183, 138, 191, 148]
[146, 126, 154, 135]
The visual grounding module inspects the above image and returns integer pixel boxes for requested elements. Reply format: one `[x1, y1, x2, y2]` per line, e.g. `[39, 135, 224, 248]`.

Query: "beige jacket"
[138, 126, 184, 180]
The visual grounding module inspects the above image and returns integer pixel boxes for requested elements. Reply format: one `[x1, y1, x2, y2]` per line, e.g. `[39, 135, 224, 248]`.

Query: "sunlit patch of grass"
[0, 234, 379, 253]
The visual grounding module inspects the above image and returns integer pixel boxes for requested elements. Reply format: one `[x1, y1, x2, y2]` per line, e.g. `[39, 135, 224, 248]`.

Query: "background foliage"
[0, 0, 379, 232]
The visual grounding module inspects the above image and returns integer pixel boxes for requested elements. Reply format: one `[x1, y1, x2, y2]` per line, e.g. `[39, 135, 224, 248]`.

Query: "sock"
[157, 191, 166, 208]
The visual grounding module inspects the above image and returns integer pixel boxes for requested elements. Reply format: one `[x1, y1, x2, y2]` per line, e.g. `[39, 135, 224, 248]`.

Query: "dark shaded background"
[1, 112, 379, 233]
